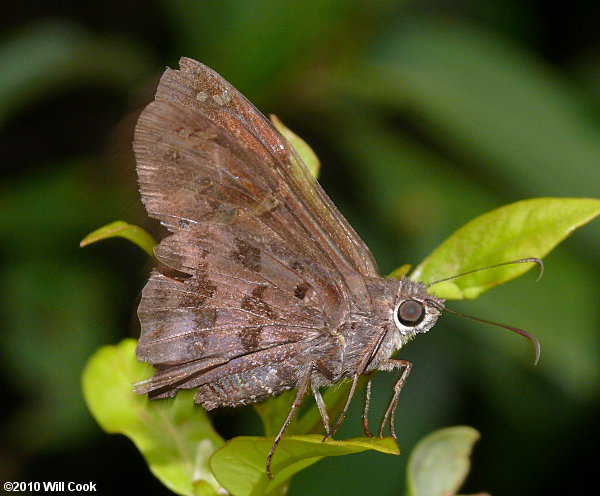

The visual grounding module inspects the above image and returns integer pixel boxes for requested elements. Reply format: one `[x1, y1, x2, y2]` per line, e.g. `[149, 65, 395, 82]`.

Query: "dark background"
[1, 1, 599, 494]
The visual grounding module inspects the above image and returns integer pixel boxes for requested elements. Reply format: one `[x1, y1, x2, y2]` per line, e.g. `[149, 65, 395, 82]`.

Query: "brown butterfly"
[132, 58, 539, 478]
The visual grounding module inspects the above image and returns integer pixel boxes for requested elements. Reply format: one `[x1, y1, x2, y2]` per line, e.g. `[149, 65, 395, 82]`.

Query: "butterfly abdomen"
[192, 342, 314, 409]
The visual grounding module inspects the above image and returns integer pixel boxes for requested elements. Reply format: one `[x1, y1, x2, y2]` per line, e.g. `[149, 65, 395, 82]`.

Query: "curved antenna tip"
[533, 338, 541, 366]
[523, 257, 544, 282]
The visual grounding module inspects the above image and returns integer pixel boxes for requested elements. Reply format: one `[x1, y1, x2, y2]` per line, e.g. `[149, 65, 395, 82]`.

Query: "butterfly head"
[392, 278, 444, 343]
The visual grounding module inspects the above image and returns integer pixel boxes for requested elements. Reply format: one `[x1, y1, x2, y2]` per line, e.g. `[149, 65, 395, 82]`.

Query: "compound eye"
[397, 300, 425, 326]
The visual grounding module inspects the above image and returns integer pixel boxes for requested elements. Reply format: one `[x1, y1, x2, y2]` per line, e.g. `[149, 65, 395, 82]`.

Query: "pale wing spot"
[213, 90, 232, 105]
[254, 195, 279, 216]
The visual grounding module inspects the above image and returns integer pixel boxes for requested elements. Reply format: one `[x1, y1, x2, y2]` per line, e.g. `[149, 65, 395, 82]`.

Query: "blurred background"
[1, 1, 599, 494]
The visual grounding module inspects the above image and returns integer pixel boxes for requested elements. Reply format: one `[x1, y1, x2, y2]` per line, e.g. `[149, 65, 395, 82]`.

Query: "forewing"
[154, 57, 379, 277]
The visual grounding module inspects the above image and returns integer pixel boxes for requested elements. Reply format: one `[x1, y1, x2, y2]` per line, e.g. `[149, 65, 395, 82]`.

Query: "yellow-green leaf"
[411, 197, 600, 299]
[81, 339, 224, 496]
[271, 114, 321, 179]
[80, 220, 156, 258]
[389, 263, 412, 280]
[210, 435, 399, 496]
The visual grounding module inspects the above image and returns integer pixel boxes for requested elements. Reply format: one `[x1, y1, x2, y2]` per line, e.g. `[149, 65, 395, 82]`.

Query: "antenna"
[426, 257, 543, 288]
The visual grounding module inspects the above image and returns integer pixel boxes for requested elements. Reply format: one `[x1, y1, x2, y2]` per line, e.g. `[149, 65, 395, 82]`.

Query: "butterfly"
[131, 58, 538, 478]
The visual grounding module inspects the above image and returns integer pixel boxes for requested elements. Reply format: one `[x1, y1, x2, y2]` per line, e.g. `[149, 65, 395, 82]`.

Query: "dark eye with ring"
[397, 300, 425, 326]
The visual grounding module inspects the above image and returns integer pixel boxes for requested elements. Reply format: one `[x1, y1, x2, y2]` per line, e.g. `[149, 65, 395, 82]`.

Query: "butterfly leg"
[312, 386, 330, 434]
[379, 359, 412, 438]
[322, 373, 360, 442]
[362, 376, 375, 438]
[266, 365, 312, 479]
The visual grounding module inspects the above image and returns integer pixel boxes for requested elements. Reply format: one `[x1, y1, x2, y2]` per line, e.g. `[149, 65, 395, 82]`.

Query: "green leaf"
[80, 220, 157, 258]
[210, 435, 399, 496]
[270, 114, 321, 179]
[82, 339, 225, 496]
[410, 198, 600, 299]
[389, 263, 412, 280]
[407, 426, 480, 496]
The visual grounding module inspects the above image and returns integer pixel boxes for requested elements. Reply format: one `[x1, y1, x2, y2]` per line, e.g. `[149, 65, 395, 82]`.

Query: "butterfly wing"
[133, 59, 378, 405]
[154, 57, 378, 277]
